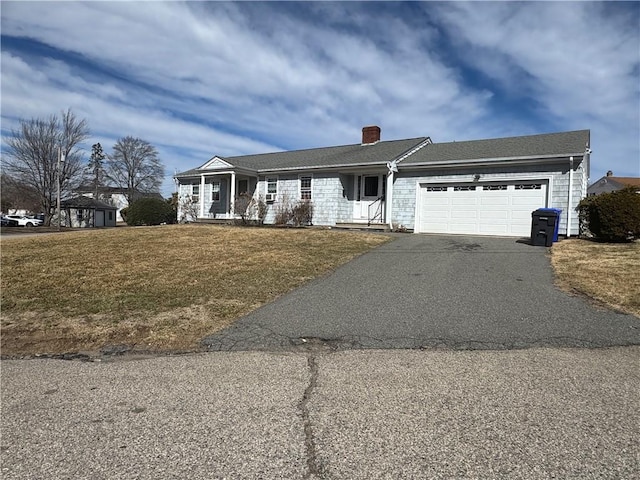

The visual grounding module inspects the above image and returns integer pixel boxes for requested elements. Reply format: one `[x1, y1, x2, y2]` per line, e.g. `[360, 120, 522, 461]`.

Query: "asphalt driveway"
[203, 235, 640, 351]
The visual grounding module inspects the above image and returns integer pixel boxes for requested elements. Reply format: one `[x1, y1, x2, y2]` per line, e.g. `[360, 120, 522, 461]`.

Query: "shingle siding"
[258, 173, 349, 225]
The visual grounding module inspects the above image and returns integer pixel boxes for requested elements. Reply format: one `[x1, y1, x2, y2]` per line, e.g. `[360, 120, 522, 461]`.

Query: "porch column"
[229, 172, 236, 216]
[200, 174, 206, 218]
[386, 161, 397, 230]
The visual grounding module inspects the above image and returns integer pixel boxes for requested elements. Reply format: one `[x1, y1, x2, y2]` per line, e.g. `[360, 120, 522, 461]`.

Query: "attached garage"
[416, 181, 548, 236]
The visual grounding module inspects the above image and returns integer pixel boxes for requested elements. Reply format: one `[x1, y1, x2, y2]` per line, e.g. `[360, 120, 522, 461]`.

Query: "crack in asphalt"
[299, 354, 323, 480]
[201, 329, 620, 353]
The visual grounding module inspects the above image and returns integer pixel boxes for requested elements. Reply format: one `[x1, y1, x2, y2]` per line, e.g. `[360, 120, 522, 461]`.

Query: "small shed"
[60, 197, 118, 227]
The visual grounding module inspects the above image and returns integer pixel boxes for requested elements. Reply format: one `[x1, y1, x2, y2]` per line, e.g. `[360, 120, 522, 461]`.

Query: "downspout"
[386, 160, 398, 230]
[567, 156, 574, 238]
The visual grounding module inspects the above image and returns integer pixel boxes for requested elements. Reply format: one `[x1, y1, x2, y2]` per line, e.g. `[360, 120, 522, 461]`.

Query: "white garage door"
[417, 182, 547, 236]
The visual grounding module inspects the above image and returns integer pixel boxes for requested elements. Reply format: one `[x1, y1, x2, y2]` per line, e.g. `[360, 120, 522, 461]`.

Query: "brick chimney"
[362, 125, 381, 145]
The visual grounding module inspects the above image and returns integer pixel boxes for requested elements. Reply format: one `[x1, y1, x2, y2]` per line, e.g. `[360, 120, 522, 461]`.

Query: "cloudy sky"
[2, 1, 639, 196]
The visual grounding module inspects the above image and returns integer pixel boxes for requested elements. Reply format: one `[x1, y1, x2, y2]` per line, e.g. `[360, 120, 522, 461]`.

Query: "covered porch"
[180, 171, 258, 221]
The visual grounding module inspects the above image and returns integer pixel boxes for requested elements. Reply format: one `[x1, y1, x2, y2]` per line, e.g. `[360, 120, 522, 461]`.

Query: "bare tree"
[106, 137, 164, 203]
[0, 174, 41, 214]
[2, 109, 90, 225]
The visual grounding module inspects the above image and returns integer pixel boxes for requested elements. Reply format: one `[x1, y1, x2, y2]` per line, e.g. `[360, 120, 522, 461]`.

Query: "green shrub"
[126, 197, 176, 226]
[578, 187, 640, 242]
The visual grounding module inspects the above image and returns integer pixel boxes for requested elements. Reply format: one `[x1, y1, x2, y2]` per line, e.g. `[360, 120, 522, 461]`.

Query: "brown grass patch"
[551, 239, 640, 317]
[1, 225, 390, 355]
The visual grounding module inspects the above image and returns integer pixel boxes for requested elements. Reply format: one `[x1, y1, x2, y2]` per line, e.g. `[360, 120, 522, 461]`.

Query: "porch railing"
[368, 195, 384, 226]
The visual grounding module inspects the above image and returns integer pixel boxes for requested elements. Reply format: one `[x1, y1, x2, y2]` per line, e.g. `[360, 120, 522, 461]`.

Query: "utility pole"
[57, 147, 65, 231]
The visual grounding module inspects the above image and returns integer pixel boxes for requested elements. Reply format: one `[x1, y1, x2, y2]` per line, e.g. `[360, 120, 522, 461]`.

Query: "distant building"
[587, 171, 640, 196]
[74, 185, 165, 223]
[60, 197, 118, 227]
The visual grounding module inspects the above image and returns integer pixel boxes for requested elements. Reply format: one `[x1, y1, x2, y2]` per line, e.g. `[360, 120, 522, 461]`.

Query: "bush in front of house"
[291, 200, 314, 226]
[578, 186, 640, 242]
[126, 197, 176, 226]
[233, 193, 268, 225]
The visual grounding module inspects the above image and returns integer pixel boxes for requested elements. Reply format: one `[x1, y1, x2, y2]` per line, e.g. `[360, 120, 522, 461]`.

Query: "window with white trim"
[266, 177, 277, 202]
[300, 176, 312, 200]
[211, 181, 220, 202]
[192, 184, 200, 202]
[267, 178, 277, 194]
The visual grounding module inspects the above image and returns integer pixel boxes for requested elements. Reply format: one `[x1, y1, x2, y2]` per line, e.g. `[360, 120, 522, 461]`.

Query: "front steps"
[333, 222, 391, 232]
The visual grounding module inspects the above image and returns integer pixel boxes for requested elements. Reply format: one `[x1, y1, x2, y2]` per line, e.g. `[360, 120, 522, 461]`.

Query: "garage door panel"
[451, 210, 478, 219]
[451, 197, 478, 206]
[480, 198, 510, 207]
[479, 210, 508, 220]
[418, 181, 547, 236]
[425, 196, 451, 206]
[479, 223, 509, 235]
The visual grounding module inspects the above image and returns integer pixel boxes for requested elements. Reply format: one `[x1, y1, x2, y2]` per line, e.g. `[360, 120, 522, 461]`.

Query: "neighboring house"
[74, 186, 130, 223]
[587, 172, 640, 196]
[60, 197, 118, 228]
[175, 126, 591, 237]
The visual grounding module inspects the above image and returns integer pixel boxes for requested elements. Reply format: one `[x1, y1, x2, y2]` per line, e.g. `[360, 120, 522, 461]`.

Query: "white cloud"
[428, 1, 640, 177]
[1, 0, 638, 196]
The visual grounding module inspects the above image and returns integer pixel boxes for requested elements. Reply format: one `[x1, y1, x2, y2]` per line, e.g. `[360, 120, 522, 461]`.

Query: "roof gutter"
[400, 152, 585, 170]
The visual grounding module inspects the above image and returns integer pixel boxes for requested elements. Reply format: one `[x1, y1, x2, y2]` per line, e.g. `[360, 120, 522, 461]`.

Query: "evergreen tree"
[86, 142, 106, 199]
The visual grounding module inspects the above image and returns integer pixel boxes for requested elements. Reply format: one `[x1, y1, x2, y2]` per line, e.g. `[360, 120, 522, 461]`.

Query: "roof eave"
[401, 153, 585, 169]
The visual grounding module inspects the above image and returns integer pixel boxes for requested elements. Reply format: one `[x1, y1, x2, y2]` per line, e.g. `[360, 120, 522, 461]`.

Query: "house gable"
[200, 156, 234, 170]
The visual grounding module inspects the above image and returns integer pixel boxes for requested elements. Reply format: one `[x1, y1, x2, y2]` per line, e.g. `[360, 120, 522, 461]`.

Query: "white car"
[4, 215, 44, 227]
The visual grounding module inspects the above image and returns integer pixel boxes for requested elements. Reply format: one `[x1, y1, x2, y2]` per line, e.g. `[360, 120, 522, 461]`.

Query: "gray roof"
[175, 129, 590, 177]
[176, 137, 428, 176]
[61, 197, 117, 210]
[402, 130, 590, 165]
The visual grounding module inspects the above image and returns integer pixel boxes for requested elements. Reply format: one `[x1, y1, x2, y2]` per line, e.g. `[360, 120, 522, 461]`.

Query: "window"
[364, 176, 378, 197]
[76, 209, 83, 222]
[426, 186, 447, 192]
[108, 211, 113, 221]
[238, 179, 248, 195]
[483, 185, 507, 191]
[211, 182, 220, 202]
[300, 176, 312, 200]
[267, 178, 277, 195]
[453, 185, 476, 191]
[515, 183, 542, 190]
[192, 184, 200, 202]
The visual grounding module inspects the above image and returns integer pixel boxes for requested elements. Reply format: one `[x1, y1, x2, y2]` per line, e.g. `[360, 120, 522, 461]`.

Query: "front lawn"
[1, 225, 390, 355]
[551, 239, 640, 317]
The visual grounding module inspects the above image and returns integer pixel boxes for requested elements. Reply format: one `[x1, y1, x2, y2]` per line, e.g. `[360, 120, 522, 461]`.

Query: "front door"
[353, 175, 384, 221]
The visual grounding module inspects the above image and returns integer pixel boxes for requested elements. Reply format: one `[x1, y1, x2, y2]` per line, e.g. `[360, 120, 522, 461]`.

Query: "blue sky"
[2, 1, 639, 197]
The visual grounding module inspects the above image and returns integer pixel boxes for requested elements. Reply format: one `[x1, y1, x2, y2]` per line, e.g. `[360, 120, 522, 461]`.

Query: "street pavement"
[203, 235, 640, 351]
[2, 235, 639, 478]
[1, 347, 638, 479]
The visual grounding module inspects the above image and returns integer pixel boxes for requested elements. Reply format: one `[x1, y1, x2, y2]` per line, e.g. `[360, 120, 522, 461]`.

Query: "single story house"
[587, 172, 640, 196]
[175, 126, 591, 237]
[74, 185, 131, 223]
[60, 197, 118, 228]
